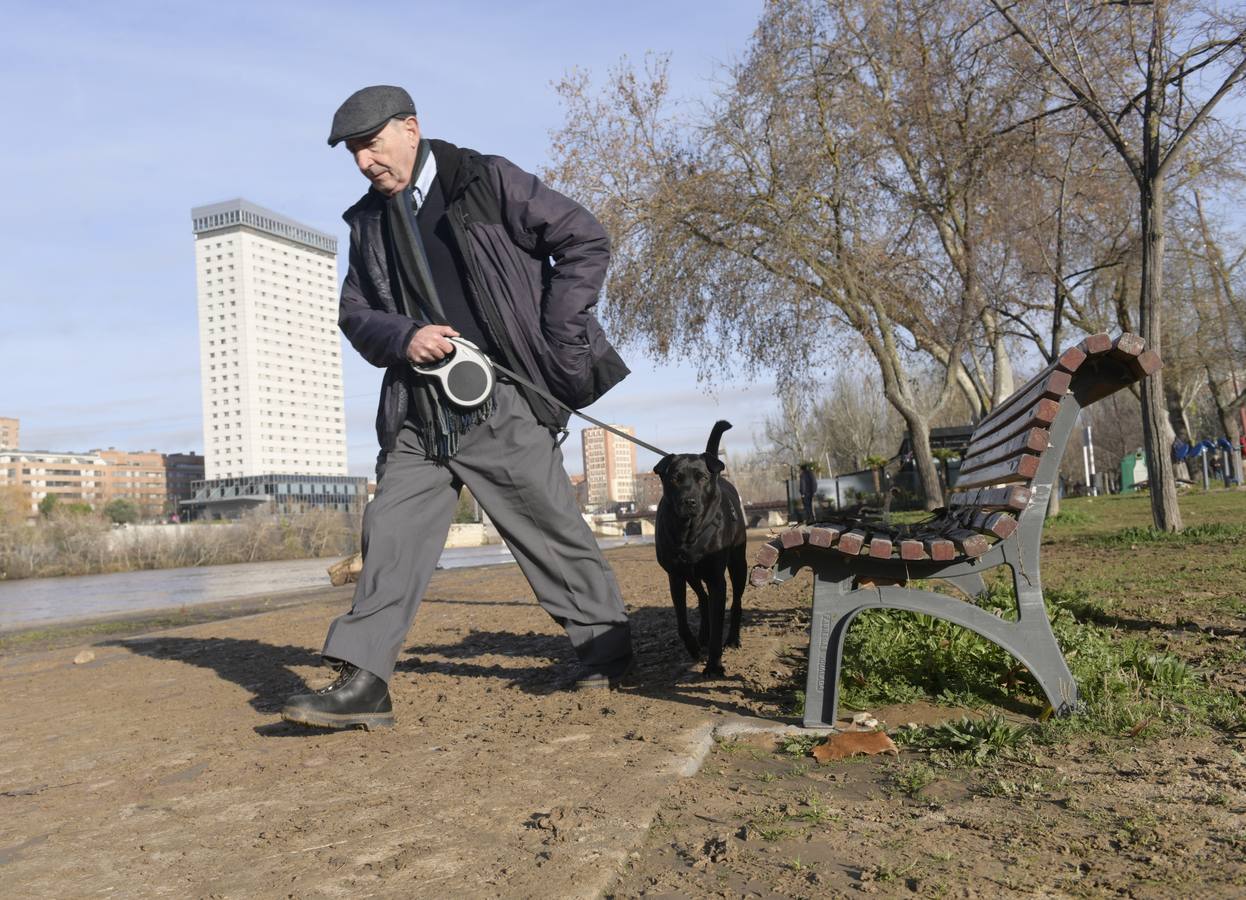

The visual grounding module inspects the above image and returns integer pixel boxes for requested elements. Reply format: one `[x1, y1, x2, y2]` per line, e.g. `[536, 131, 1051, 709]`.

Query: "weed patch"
[897, 713, 1030, 765]
[1090, 522, 1246, 548]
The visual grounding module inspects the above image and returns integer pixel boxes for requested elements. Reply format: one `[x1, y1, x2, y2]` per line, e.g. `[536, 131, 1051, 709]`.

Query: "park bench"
[750, 333, 1162, 728]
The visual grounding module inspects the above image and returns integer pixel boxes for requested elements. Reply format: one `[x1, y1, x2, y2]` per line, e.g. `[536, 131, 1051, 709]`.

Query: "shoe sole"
[575, 662, 636, 692]
[280, 707, 395, 731]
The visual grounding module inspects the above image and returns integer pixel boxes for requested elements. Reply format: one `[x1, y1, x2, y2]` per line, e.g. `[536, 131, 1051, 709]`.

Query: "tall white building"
[191, 199, 347, 481]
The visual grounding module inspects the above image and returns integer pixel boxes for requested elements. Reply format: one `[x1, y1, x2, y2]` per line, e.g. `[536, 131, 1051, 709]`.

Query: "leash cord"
[488, 360, 674, 458]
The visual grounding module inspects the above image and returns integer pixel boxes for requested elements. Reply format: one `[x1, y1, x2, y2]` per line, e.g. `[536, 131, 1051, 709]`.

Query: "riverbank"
[0, 537, 654, 636]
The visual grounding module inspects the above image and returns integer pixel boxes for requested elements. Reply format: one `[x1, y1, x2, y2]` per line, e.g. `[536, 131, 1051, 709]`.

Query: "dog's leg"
[702, 570, 728, 678]
[687, 578, 707, 653]
[690, 580, 711, 652]
[726, 544, 747, 648]
[669, 572, 700, 659]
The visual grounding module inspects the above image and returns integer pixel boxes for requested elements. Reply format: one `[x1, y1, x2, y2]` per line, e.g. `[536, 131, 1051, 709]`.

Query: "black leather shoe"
[281, 663, 395, 730]
[574, 655, 635, 691]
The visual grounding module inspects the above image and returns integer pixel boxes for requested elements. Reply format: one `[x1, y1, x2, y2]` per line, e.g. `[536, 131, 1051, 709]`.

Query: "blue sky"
[0, 0, 776, 477]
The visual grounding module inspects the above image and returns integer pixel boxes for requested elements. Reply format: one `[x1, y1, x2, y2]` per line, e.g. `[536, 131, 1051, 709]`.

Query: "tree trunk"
[899, 413, 943, 510]
[1138, 172, 1184, 530]
[1137, 4, 1183, 532]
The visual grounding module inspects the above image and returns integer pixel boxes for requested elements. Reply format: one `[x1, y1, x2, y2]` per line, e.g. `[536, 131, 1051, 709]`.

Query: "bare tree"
[990, 0, 1246, 529]
[546, 2, 1067, 508]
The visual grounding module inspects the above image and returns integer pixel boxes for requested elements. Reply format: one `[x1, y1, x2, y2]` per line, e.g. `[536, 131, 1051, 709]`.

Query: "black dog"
[653, 420, 748, 678]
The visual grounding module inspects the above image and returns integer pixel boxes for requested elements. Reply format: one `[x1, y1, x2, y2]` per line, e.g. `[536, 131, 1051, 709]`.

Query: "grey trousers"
[322, 380, 632, 683]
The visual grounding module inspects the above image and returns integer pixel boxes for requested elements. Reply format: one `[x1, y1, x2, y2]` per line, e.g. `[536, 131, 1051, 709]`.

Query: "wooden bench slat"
[1055, 343, 1088, 374]
[1078, 332, 1113, 355]
[946, 528, 990, 558]
[837, 529, 866, 555]
[780, 528, 807, 549]
[971, 370, 1071, 440]
[868, 534, 893, 559]
[970, 510, 1018, 540]
[899, 538, 925, 560]
[960, 426, 1050, 474]
[952, 453, 1041, 491]
[1129, 348, 1162, 379]
[923, 536, 956, 561]
[991, 344, 1085, 420]
[962, 398, 1062, 460]
[808, 525, 842, 548]
[754, 542, 781, 568]
[949, 484, 1031, 511]
[1108, 332, 1145, 360]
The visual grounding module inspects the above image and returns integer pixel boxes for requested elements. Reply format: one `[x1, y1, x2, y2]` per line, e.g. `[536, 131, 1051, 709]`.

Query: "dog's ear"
[653, 455, 674, 479]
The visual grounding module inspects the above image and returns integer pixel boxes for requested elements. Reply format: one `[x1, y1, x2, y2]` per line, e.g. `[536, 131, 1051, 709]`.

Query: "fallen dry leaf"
[73, 651, 95, 665]
[811, 730, 899, 762]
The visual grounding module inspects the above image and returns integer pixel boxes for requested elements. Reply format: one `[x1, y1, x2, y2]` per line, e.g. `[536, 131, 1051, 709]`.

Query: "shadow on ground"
[105, 603, 803, 729]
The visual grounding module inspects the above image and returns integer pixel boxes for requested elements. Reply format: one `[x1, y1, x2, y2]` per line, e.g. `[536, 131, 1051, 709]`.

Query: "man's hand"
[406, 324, 460, 364]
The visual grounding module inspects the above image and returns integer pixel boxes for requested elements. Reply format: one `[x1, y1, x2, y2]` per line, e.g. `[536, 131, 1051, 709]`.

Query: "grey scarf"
[383, 141, 495, 460]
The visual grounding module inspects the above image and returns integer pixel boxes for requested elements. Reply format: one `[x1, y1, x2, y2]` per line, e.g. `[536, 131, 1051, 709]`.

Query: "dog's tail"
[705, 420, 732, 463]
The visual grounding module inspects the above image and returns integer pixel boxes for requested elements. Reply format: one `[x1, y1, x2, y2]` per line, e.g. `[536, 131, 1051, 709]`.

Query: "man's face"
[346, 117, 420, 196]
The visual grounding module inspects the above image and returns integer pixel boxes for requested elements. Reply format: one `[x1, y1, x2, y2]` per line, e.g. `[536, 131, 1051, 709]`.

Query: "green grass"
[889, 761, 938, 796]
[1088, 522, 1246, 548]
[814, 491, 1246, 758]
[896, 713, 1031, 766]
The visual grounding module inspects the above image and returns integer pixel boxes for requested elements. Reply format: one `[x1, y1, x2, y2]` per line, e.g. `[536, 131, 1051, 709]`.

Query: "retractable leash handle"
[410, 337, 496, 408]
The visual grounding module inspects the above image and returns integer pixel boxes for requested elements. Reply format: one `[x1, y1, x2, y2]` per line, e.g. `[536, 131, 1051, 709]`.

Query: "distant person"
[799, 462, 817, 524]
[282, 86, 633, 731]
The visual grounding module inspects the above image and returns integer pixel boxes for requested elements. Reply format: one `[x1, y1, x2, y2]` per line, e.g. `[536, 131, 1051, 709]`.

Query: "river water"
[0, 536, 653, 631]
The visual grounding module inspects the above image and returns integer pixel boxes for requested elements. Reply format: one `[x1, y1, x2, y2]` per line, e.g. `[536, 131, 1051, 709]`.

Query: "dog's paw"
[725, 633, 741, 649]
[681, 636, 701, 659]
[701, 663, 726, 679]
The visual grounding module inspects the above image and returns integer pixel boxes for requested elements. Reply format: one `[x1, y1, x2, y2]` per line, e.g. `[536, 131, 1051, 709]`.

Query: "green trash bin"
[1121, 449, 1147, 493]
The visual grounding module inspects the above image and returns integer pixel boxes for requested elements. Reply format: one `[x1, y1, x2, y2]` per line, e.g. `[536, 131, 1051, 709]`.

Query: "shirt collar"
[411, 146, 438, 213]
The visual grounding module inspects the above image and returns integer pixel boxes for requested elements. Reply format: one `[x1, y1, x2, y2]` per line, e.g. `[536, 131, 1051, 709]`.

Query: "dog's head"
[653, 420, 731, 520]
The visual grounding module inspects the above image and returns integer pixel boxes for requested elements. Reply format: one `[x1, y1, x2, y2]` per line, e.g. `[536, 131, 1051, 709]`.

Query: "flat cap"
[328, 85, 417, 147]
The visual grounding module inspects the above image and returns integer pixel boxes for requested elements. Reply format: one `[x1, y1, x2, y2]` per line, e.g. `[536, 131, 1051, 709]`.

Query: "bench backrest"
[948, 332, 1161, 532]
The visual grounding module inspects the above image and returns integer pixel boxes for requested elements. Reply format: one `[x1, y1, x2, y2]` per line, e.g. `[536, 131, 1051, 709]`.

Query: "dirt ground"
[2, 521, 1244, 898]
[0, 536, 806, 898]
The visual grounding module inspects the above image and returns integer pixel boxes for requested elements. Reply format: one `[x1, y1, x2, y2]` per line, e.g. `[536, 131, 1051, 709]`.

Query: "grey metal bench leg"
[803, 567, 854, 728]
[801, 558, 1079, 728]
[941, 572, 987, 599]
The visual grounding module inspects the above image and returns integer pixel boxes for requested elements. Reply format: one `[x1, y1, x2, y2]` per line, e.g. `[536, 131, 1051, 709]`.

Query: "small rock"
[73, 650, 95, 665]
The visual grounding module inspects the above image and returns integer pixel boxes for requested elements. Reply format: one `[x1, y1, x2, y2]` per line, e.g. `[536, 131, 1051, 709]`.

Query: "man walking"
[798, 463, 817, 524]
[282, 86, 633, 730]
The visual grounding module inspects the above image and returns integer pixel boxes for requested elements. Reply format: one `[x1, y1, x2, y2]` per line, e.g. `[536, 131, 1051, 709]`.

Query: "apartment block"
[0, 417, 18, 450]
[94, 449, 170, 518]
[581, 425, 637, 508]
[191, 199, 347, 483]
[0, 450, 106, 516]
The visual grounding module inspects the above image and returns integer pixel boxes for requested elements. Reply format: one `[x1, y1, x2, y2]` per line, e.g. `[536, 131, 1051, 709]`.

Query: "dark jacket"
[338, 138, 629, 452]
[799, 467, 817, 498]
